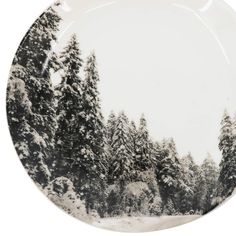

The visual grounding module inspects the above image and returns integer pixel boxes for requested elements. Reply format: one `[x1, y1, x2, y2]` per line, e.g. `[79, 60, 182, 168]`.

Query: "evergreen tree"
[201, 154, 218, 214]
[15, 6, 61, 77]
[73, 52, 107, 216]
[135, 115, 153, 171]
[54, 34, 83, 177]
[7, 4, 61, 186]
[155, 138, 186, 212]
[108, 112, 134, 188]
[14, 6, 61, 141]
[218, 110, 236, 198]
[193, 166, 206, 213]
[179, 153, 198, 214]
[7, 66, 50, 186]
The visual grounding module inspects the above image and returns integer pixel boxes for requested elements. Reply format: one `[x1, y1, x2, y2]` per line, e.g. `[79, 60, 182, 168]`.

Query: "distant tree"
[179, 153, 198, 214]
[218, 110, 236, 198]
[134, 115, 153, 172]
[193, 166, 206, 213]
[155, 139, 184, 212]
[108, 112, 134, 188]
[201, 154, 218, 213]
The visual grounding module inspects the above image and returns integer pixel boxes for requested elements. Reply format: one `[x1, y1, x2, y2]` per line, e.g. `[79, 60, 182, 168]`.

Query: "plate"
[6, 0, 236, 232]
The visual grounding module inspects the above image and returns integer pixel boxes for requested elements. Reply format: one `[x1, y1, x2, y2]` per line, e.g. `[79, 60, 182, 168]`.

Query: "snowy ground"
[92, 215, 201, 232]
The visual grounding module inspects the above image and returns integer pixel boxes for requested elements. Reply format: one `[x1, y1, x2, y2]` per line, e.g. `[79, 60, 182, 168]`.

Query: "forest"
[6, 3, 236, 221]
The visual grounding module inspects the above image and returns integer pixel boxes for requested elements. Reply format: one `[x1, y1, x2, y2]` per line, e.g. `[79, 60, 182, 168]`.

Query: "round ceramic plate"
[6, 0, 236, 232]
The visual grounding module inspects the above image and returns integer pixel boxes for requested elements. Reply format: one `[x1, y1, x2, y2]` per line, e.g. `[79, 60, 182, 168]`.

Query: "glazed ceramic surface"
[6, 0, 236, 232]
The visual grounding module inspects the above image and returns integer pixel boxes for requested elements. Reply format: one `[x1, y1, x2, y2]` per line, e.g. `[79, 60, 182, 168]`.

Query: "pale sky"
[52, 0, 236, 164]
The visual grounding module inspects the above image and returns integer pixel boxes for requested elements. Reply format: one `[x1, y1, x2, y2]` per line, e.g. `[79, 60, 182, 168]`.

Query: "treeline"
[6, 4, 236, 219]
[104, 113, 219, 216]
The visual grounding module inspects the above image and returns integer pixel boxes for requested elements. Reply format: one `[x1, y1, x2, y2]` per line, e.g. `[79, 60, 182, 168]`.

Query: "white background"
[0, 0, 235, 235]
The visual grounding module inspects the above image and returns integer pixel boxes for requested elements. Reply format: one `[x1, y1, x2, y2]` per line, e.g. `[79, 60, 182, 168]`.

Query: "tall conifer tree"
[54, 34, 83, 178]
[74, 53, 107, 216]
[135, 115, 152, 171]
[109, 112, 134, 187]
[218, 111, 236, 198]
[7, 4, 61, 186]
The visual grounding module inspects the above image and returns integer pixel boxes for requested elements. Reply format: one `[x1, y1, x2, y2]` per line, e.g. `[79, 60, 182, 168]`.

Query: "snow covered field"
[93, 215, 201, 232]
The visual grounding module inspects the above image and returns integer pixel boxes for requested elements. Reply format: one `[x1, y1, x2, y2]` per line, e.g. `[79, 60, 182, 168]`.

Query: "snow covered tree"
[179, 153, 198, 214]
[15, 5, 61, 77]
[7, 5, 62, 186]
[54, 34, 83, 178]
[14, 6, 61, 134]
[180, 153, 198, 182]
[72, 52, 107, 217]
[134, 115, 153, 172]
[155, 138, 186, 213]
[7, 66, 50, 186]
[165, 138, 178, 160]
[108, 112, 134, 187]
[219, 111, 233, 159]
[16, 6, 61, 152]
[218, 110, 236, 198]
[193, 166, 206, 213]
[201, 154, 218, 214]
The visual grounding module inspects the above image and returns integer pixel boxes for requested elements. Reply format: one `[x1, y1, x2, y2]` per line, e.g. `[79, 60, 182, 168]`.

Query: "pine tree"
[7, 4, 61, 186]
[108, 112, 134, 188]
[7, 66, 50, 186]
[135, 115, 153, 171]
[218, 110, 236, 198]
[155, 138, 185, 212]
[15, 6, 61, 77]
[14, 6, 61, 138]
[179, 153, 198, 214]
[73, 52, 107, 216]
[201, 154, 218, 214]
[54, 34, 83, 177]
[193, 166, 206, 213]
